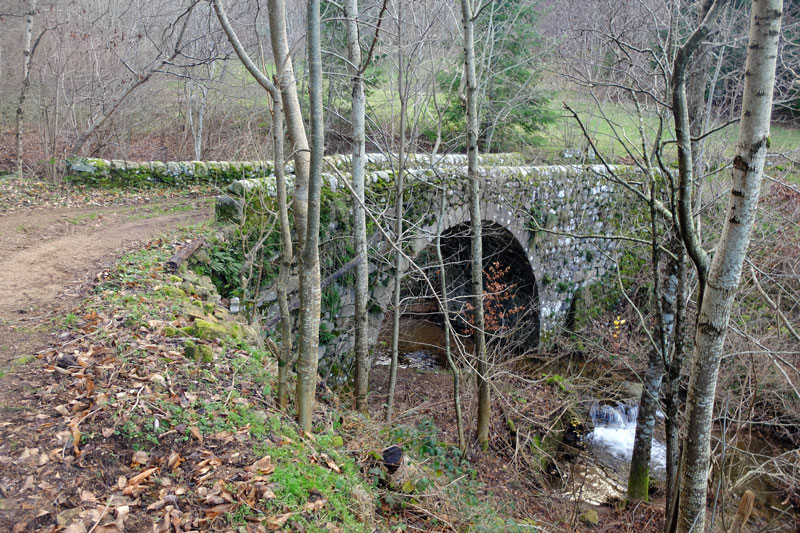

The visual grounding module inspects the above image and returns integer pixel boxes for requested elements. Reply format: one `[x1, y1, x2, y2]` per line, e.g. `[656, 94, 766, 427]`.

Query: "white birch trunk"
[296, 0, 324, 432]
[676, 2, 782, 530]
[344, 0, 371, 413]
[15, 0, 36, 177]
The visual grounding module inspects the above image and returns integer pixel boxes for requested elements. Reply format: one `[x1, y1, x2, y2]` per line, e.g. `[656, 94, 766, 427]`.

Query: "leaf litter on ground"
[0, 229, 367, 533]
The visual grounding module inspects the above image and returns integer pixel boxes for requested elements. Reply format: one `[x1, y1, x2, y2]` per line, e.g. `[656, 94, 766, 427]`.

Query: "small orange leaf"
[245, 455, 275, 474]
[320, 453, 340, 474]
[266, 512, 293, 531]
[189, 426, 202, 442]
[126, 467, 158, 487]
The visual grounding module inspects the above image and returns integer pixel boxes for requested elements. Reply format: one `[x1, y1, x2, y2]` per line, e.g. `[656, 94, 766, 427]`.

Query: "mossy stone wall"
[215, 155, 640, 373]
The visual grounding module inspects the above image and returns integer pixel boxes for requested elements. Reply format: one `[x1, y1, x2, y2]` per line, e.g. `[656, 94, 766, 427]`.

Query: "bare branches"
[210, 0, 279, 99]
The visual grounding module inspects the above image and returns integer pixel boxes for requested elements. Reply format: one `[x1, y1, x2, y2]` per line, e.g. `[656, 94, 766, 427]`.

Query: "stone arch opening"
[435, 221, 540, 352]
[383, 221, 540, 367]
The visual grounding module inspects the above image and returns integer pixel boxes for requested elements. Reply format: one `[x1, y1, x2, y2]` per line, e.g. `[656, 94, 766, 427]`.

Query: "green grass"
[62, 313, 80, 327]
[382, 420, 540, 531]
[259, 425, 373, 533]
[14, 354, 36, 366]
[543, 91, 800, 177]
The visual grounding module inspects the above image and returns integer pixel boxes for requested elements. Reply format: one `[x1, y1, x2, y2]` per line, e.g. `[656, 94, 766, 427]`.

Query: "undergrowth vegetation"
[5, 223, 542, 531]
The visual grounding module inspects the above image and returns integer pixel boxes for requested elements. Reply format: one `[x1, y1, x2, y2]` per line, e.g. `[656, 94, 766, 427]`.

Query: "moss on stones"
[184, 339, 198, 359]
[198, 344, 214, 363]
[163, 326, 182, 338]
[193, 319, 228, 340]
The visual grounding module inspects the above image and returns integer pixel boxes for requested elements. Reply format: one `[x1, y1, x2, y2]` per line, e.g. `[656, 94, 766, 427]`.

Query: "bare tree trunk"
[385, 0, 409, 424]
[186, 76, 210, 161]
[268, 0, 310, 250]
[460, 0, 489, 450]
[344, 0, 371, 414]
[385, 19, 408, 424]
[296, 0, 324, 432]
[664, 244, 688, 533]
[273, 96, 294, 411]
[436, 184, 466, 451]
[49, 74, 61, 181]
[627, 209, 666, 501]
[15, 0, 36, 177]
[676, 2, 782, 530]
[629, 107, 673, 502]
[211, 0, 294, 411]
[687, 0, 715, 183]
[629, 361, 664, 497]
[218, 0, 314, 420]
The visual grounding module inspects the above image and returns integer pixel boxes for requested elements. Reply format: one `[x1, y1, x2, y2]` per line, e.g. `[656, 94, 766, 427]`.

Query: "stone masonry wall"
[216, 156, 640, 368]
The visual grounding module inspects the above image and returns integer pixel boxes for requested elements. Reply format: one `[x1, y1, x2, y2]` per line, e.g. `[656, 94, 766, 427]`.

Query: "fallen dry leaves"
[0, 231, 368, 533]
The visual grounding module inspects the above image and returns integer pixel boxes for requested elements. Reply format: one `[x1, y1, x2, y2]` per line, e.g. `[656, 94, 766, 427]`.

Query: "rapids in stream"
[585, 402, 667, 480]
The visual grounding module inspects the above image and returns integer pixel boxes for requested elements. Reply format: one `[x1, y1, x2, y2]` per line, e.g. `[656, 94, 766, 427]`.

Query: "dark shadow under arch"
[407, 220, 541, 353]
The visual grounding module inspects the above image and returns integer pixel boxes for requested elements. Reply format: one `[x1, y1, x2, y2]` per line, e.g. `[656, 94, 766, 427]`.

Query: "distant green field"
[211, 64, 800, 181]
[542, 92, 800, 168]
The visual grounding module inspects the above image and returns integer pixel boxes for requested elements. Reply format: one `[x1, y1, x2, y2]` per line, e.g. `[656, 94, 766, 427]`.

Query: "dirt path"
[0, 198, 218, 529]
[0, 198, 212, 373]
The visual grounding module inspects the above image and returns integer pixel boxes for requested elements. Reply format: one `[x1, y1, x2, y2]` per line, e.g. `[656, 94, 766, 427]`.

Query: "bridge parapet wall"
[63, 152, 525, 187]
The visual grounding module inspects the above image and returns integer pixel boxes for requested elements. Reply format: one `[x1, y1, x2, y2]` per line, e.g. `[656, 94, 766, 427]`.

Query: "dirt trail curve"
[0, 198, 212, 370]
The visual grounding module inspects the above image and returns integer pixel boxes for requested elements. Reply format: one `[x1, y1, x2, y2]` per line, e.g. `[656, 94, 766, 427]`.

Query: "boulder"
[215, 195, 243, 223]
[579, 509, 599, 526]
[193, 319, 227, 340]
[184, 340, 198, 359]
[198, 344, 213, 363]
[163, 326, 182, 338]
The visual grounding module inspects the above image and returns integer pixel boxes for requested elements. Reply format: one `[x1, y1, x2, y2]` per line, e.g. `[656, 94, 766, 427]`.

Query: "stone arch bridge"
[213, 152, 636, 362]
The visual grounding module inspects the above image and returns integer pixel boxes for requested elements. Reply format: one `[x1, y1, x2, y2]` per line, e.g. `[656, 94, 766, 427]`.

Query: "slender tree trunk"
[15, 0, 36, 177]
[268, 0, 311, 249]
[687, 0, 715, 183]
[628, 355, 663, 501]
[385, 29, 407, 424]
[672, 0, 728, 293]
[676, 2, 782, 530]
[211, 0, 295, 411]
[344, 0, 371, 413]
[460, 0, 489, 450]
[436, 185, 466, 451]
[49, 74, 61, 181]
[628, 216, 668, 501]
[273, 96, 295, 411]
[664, 244, 688, 533]
[296, 0, 324, 432]
[629, 112, 672, 501]
[187, 78, 209, 161]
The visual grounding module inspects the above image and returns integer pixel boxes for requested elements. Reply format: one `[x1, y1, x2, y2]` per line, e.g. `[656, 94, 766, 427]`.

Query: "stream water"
[585, 402, 667, 481]
[557, 401, 670, 507]
[373, 317, 460, 370]
[381, 317, 798, 527]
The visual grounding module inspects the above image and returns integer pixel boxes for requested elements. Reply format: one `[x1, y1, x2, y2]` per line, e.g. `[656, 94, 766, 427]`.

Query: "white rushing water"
[584, 402, 667, 478]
